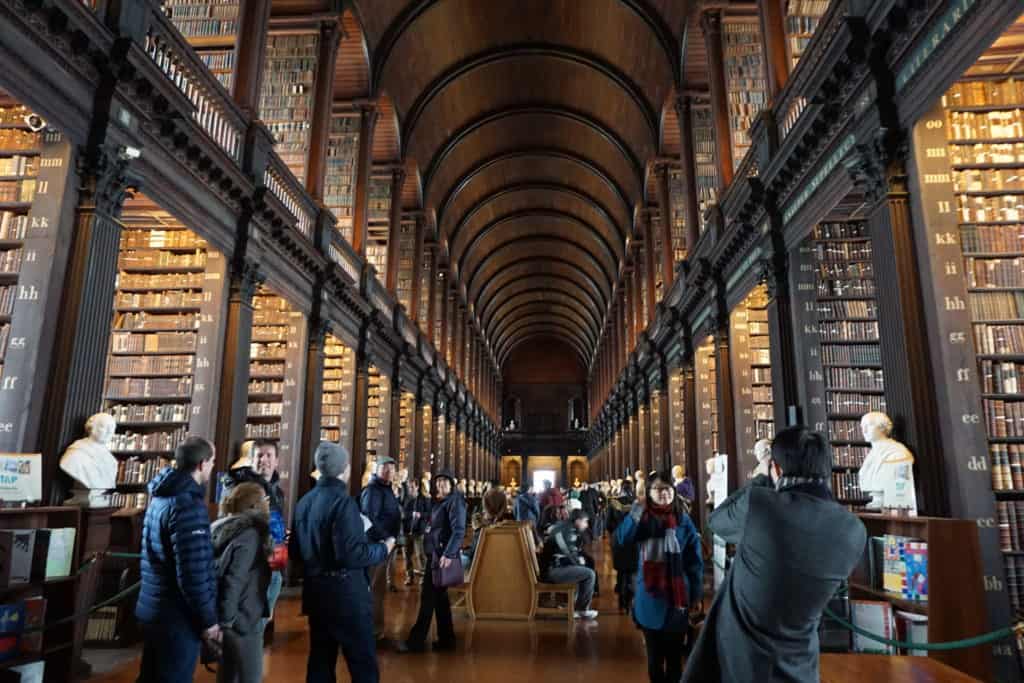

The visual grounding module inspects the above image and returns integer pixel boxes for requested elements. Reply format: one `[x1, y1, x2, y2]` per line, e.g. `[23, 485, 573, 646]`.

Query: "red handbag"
[268, 543, 288, 571]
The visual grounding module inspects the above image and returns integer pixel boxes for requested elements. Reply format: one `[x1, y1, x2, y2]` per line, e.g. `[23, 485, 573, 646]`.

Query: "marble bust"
[60, 413, 118, 508]
[751, 438, 773, 480]
[705, 457, 718, 505]
[857, 411, 918, 514]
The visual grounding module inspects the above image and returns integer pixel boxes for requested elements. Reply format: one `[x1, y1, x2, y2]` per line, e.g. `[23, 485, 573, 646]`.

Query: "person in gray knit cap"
[290, 442, 395, 683]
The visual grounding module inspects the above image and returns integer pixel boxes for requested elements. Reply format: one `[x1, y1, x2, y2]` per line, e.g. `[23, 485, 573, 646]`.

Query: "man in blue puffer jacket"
[135, 436, 220, 683]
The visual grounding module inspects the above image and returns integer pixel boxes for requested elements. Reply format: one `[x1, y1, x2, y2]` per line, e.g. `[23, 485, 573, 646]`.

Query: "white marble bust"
[858, 411, 918, 514]
[751, 438, 773, 479]
[60, 413, 119, 508]
[705, 457, 717, 505]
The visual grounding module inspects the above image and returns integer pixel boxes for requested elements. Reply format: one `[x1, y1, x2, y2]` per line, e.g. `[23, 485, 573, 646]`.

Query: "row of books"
[0, 324, 9, 358]
[107, 402, 189, 424]
[829, 420, 865, 442]
[819, 321, 879, 342]
[827, 391, 886, 415]
[114, 312, 200, 331]
[849, 601, 928, 656]
[0, 528, 75, 587]
[107, 354, 194, 377]
[959, 224, 1024, 253]
[117, 456, 170, 485]
[969, 291, 1024, 320]
[110, 331, 197, 353]
[119, 272, 204, 289]
[85, 605, 119, 643]
[983, 399, 1024, 437]
[833, 446, 867, 469]
[957, 194, 1024, 223]
[972, 324, 1024, 354]
[120, 229, 206, 250]
[0, 155, 36, 178]
[250, 343, 287, 360]
[248, 379, 283, 394]
[943, 78, 1024, 107]
[826, 368, 884, 392]
[947, 110, 1024, 140]
[252, 326, 291, 342]
[118, 250, 207, 270]
[832, 471, 865, 500]
[0, 105, 33, 125]
[110, 492, 148, 509]
[816, 278, 876, 298]
[981, 359, 1024, 394]
[954, 168, 1024, 192]
[1006, 556, 1024, 614]
[818, 262, 875, 280]
[0, 285, 15, 317]
[110, 427, 187, 453]
[822, 344, 882, 365]
[998, 500, 1024, 551]
[948, 142, 1024, 166]
[0, 248, 22, 274]
[165, 18, 237, 37]
[245, 423, 280, 439]
[813, 242, 872, 262]
[964, 257, 1024, 288]
[250, 360, 285, 377]
[817, 300, 876, 319]
[0, 212, 27, 240]
[247, 401, 283, 417]
[104, 376, 193, 399]
[0, 130, 37, 152]
[815, 221, 868, 240]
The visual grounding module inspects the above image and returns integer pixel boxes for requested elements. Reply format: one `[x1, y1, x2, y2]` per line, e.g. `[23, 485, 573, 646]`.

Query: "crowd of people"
[132, 424, 866, 683]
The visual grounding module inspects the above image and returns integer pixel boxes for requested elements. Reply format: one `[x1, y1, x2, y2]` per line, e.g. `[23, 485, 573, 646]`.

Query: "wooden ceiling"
[288, 0, 702, 369]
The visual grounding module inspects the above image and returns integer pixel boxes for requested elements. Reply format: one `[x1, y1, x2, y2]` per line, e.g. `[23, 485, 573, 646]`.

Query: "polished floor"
[86, 539, 974, 683]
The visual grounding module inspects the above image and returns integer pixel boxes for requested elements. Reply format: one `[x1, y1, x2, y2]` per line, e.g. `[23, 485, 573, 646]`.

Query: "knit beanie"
[315, 441, 349, 478]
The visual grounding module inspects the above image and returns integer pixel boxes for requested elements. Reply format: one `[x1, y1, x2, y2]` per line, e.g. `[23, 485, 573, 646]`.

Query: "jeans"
[643, 628, 685, 683]
[218, 627, 263, 683]
[407, 562, 455, 647]
[546, 564, 596, 611]
[137, 620, 200, 683]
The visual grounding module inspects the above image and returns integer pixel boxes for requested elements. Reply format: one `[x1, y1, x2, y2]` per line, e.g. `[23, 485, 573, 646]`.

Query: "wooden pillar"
[674, 95, 702, 253]
[350, 349, 371, 496]
[657, 367, 672, 472]
[762, 231, 800, 427]
[682, 355, 701, 527]
[654, 165, 676, 289]
[639, 389, 651, 475]
[39, 150, 132, 490]
[702, 10, 734, 190]
[438, 270, 449, 359]
[305, 19, 341, 200]
[409, 216, 427, 322]
[350, 103, 378, 256]
[757, 0, 789, 99]
[389, 369, 402, 464]
[298, 315, 328, 499]
[713, 303, 739, 493]
[411, 391, 424, 481]
[641, 210, 658, 318]
[385, 167, 406, 293]
[231, 0, 271, 116]
[632, 244, 644, 332]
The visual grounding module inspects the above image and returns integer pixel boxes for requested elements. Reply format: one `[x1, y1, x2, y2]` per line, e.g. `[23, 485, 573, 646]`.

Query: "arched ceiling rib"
[349, 0, 686, 372]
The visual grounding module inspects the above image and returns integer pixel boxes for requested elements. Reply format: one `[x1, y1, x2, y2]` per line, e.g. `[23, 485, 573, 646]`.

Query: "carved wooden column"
[757, 0, 789, 100]
[411, 386, 425, 481]
[654, 164, 676, 290]
[639, 385, 652, 475]
[389, 363, 402, 466]
[351, 103, 378, 256]
[350, 342, 371, 496]
[761, 226, 800, 427]
[231, 0, 271, 116]
[702, 10, 734, 189]
[438, 269, 450, 359]
[640, 210, 657, 318]
[711, 291, 739, 492]
[674, 95, 702, 254]
[39, 149, 132, 487]
[298, 312, 328, 499]
[385, 167, 406, 293]
[305, 19, 341, 200]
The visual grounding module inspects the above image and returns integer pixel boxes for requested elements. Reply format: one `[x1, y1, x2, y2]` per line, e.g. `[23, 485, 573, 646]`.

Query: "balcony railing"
[264, 156, 315, 241]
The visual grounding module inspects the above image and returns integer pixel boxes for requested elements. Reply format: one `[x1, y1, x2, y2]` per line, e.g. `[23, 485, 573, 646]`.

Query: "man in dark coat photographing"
[682, 425, 867, 682]
[290, 442, 395, 683]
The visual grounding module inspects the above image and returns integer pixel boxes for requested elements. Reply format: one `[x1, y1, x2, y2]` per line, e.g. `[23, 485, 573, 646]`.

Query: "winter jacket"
[219, 467, 285, 545]
[211, 512, 271, 635]
[424, 490, 467, 560]
[514, 492, 540, 525]
[135, 466, 218, 633]
[606, 495, 639, 573]
[539, 519, 585, 573]
[579, 488, 600, 518]
[683, 480, 866, 683]
[616, 505, 704, 632]
[538, 487, 564, 510]
[218, 466, 265, 504]
[290, 476, 388, 616]
[403, 494, 431, 536]
[360, 475, 402, 541]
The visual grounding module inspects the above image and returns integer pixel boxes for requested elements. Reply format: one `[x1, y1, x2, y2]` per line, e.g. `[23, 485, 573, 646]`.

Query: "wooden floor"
[86, 539, 977, 683]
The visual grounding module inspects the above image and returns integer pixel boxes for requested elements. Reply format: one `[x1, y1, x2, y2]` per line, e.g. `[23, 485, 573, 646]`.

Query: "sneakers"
[573, 609, 599, 620]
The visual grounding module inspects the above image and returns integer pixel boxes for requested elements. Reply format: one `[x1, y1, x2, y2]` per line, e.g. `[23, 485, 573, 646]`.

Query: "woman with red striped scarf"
[616, 471, 704, 683]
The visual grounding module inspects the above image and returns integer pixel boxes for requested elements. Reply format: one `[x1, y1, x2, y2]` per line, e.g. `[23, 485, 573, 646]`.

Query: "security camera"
[22, 114, 45, 132]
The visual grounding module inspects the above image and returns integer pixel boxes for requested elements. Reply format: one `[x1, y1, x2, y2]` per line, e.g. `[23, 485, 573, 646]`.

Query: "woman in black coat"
[398, 470, 467, 653]
[605, 479, 638, 612]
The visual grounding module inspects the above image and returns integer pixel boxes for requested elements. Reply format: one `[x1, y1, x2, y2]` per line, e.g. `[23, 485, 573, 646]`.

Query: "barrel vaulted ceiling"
[321, 0, 697, 370]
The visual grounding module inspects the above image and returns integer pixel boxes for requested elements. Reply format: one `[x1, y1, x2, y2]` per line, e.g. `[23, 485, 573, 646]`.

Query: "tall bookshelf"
[637, 251, 649, 330]
[637, 402, 648, 474]
[695, 337, 719, 496]
[324, 114, 360, 244]
[652, 212, 666, 303]
[396, 219, 416, 311]
[420, 402, 433, 475]
[650, 384, 665, 470]
[0, 103, 40, 383]
[730, 285, 774, 477]
[813, 221, 883, 503]
[722, 17, 768, 168]
[433, 274, 445, 348]
[784, 0, 828, 70]
[259, 32, 319, 184]
[668, 167, 688, 263]
[104, 205, 226, 510]
[366, 175, 391, 285]
[366, 365, 390, 467]
[693, 106, 719, 235]
[942, 77, 1024, 615]
[398, 391, 414, 470]
[161, 1, 239, 93]
[417, 245, 433, 337]
[321, 333, 355, 454]
[668, 366, 687, 469]
[435, 408, 446, 470]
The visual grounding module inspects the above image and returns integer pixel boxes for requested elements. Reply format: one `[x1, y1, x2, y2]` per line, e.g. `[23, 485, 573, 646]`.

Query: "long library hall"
[1, 1, 1024, 682]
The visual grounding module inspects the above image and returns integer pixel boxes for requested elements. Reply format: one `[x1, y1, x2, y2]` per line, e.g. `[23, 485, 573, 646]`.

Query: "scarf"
[638, 503, 688, 609]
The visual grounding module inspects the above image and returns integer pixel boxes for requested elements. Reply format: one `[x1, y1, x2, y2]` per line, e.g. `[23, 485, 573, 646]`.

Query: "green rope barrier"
[703, 540, 1021, 651]
[22, 581, 141, 633]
